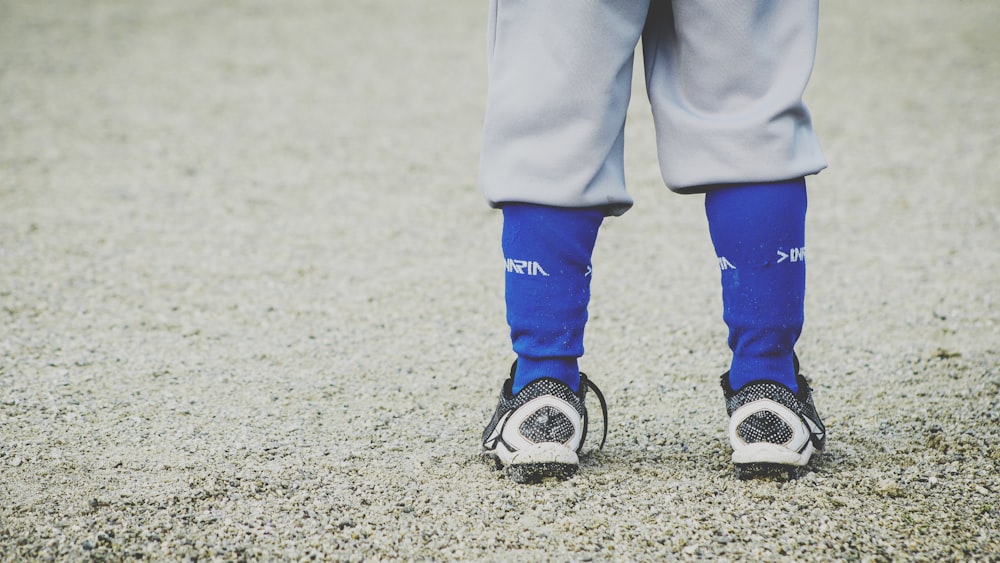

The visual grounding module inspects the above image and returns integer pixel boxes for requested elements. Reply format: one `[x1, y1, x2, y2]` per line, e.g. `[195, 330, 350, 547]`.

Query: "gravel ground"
[2, 1, 998, 561]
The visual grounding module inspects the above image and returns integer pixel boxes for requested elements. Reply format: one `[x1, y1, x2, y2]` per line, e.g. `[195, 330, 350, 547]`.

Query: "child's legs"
[481, 0, 650, 216]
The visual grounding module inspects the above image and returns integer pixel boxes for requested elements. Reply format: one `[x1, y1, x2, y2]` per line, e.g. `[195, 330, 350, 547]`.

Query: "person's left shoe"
[482, 362, 607, 483]
[721, 360, 826, 480]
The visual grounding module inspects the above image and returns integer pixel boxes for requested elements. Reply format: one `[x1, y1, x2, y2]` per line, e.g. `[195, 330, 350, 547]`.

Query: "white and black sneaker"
[482, 362, 607, 483]
[721, 358, 826, 480]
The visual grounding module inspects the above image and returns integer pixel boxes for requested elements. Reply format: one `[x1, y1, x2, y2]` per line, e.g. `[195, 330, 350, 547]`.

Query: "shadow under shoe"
[482, 362, 607, 484]
[721, 360, 826, 481]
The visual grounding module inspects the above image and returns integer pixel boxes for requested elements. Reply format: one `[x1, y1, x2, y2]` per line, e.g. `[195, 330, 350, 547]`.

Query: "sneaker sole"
[733, 443, 820, 480]
[734, 462, 805, 481]
[483, 443, 579, 483]
[507, 461, 578, 484]
[731, 441, 815, 466]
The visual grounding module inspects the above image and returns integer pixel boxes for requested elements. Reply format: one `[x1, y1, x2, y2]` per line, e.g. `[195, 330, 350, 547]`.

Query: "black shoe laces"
[581, 375, 608, 451]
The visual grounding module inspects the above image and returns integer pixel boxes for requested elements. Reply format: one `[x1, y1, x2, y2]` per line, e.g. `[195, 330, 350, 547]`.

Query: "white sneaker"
[721, 360, 826, 479]
[482, 362, 607, 483]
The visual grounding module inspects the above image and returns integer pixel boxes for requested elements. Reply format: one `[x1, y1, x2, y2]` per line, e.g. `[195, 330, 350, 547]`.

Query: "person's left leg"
[481, 0, 650, 215]
[501, 204, 604, 395]
[479, 0, 649, 483]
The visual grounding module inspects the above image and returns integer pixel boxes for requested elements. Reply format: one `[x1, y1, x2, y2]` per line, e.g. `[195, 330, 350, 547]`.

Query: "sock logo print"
[776, 247, 805, 264]
[506, 258, 549, 276]
[718, 247, 805, 270]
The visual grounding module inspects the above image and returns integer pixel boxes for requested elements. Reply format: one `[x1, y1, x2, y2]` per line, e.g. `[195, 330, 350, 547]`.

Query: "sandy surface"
[2, 1, 998, 560]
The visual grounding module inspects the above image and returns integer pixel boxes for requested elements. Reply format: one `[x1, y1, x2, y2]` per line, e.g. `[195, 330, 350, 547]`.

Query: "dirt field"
[2, 1, 998, 560]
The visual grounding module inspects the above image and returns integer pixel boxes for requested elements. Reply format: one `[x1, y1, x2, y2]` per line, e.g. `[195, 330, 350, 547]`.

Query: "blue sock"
[502, 204, 604, 394]
[705, 179, 807, 393]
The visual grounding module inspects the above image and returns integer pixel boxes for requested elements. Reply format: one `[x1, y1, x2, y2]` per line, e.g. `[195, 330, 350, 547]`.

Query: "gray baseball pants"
[480, 0, 828, 216]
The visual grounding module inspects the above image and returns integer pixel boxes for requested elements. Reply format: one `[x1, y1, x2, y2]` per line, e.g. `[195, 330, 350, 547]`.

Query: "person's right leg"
[705, 179, 807, 395]
[641, 0, 827, 478]
[641, 0, 827, 190]
[705, 180, 826, 478]
[479, 0, 649, 483]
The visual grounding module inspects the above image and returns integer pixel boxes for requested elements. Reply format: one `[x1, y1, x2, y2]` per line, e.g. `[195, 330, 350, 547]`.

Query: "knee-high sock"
[705, 179, 807, 392]
[502, 204, 604, 394]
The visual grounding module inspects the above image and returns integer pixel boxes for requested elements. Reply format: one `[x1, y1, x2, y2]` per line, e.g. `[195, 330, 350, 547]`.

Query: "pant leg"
[642, 0, 827, 191]
[481, 0, 651, 215]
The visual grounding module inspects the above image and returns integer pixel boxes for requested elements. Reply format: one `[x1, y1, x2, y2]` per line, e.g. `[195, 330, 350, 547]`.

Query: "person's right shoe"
[482, 362, 607, 483]
[721, 360, 826, 480]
